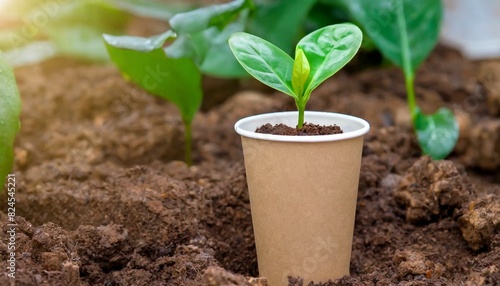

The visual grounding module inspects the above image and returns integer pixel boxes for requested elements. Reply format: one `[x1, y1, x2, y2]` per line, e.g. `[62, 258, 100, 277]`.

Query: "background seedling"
[104, 0, 253, 165]
[104, 30, 201, 166]
[334, 0, 458, 159]
[228, 23, 362, 128]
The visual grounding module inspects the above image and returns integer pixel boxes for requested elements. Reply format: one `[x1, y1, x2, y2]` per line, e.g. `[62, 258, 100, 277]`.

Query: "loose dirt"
[0, 45, 498, 285]
[255, 123, 343, 136]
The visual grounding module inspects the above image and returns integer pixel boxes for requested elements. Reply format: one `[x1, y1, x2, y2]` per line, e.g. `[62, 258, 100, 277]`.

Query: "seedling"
[229, 23, 363, 128]
[104, 0, 253, 165]
[0, 52, 22, 189]
[336, 0, 459, 159]
[104, 30, 201, 165]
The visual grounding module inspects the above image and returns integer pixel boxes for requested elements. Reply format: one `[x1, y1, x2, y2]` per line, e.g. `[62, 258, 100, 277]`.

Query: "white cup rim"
[234, 111, 370, 143]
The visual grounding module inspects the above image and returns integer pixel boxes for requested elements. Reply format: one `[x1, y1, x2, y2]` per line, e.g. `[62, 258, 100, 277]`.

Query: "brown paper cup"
[235, 111, 370, 286]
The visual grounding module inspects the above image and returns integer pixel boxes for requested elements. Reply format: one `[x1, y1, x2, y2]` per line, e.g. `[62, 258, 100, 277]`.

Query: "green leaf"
[414, 107, 459, 160]
[292, 48, 310, 98]
[104, 32, 202, 122]
[228, 32, 295, 97]
[104, 30, 175, 52]
[166, 11, 248, 78]
[297, 23, 362, 100]
[169, 0, 253, 35]
[247, 0, 317, 54]
[339, 0, 442, 71]
[309, 1, 377, 51]
[305, 2, 351, 33]
[0, 52, 22, 189]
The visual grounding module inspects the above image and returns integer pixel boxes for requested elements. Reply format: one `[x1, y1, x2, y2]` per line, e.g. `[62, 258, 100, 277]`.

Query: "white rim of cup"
[234, 111, 370, 143]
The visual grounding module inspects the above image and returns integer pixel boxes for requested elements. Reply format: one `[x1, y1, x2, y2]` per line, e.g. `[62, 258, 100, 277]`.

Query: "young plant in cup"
[229, 23, 362, 130]
[229, 24, 370, 285]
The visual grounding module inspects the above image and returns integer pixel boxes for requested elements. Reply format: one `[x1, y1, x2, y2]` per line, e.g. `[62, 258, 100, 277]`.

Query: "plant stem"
[297, 102, 305, 129]
[397, 1, 417, 118]
[183, 120, 192, 166]
[405, 73, 417, 118]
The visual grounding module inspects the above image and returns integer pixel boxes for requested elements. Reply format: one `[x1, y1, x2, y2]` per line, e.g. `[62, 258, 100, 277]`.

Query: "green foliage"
[104, 31, 202, 165]
[308, 1, 378, 51]
[336, 0, 458, 159]
[292, 49, 310, 98]
[336, 0, 441, 70]
[414, 108, 458, 160]
[104, 31, 201, 122]
[163, 0, 318, 78]
[0, 52, 22, 189]
[305, 2, 350, 33]
[103, 0, 253, 164]
[169, 0, 253, 34]
[165, 0, 254, 77]
[296, 24, 362, 101]
[228, 32, 295, 96]
[247, 0, 317, 55]
[229, 23, 362, 128]
[165, 12, 249, 77]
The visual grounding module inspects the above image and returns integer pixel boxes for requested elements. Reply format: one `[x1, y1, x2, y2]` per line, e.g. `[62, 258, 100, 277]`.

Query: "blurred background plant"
[327, 0, 459, 159]
[103, 0, 253, 165]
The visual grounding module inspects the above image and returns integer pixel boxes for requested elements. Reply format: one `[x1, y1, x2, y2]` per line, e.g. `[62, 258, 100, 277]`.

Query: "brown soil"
[255, 123, 343, 136]
[0, 45, 499, 286]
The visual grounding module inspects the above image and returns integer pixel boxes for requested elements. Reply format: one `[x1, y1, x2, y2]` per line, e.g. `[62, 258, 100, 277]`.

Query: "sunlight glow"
[0, 0, 8, 12]
[0, 0, 19, 30]
[0, 1, 7, 29]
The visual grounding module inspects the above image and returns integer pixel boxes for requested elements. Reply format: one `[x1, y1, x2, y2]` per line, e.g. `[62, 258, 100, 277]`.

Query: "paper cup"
[235, 111, 370, 285]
